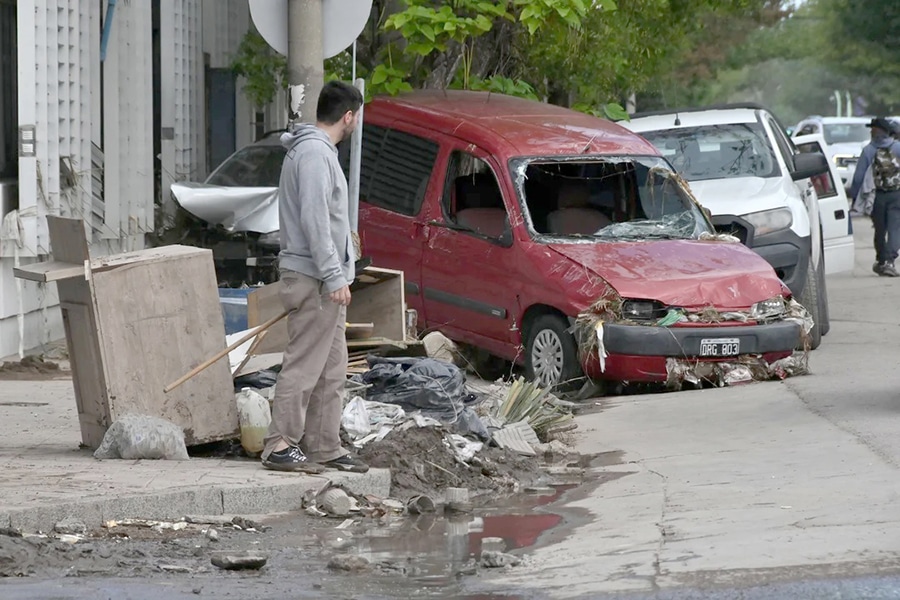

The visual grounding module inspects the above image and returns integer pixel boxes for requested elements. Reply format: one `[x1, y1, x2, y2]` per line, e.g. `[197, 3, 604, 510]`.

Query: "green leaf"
[602, 103, 630, 121]
[370, 66, 388, 85]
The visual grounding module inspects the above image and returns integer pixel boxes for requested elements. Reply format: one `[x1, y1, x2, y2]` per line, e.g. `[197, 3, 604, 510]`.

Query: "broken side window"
[511, 156, 710, 241]
[440, 150, 510, 241]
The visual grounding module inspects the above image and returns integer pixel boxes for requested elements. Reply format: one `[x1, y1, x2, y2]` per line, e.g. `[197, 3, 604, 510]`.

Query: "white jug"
[235, 388, 271, 455]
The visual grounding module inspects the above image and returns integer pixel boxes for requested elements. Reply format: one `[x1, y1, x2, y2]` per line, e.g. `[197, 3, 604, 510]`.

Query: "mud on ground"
[357, 426, 547, 501]
[0, 355, 68, 381]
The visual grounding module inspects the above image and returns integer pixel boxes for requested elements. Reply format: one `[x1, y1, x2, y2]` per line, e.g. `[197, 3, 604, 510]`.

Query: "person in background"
[849, 117, 900, 277]
[261, 81, 369, 473]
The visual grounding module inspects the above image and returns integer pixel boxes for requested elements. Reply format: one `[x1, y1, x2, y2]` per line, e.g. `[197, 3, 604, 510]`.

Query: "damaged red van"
[354, 91, 807, 389]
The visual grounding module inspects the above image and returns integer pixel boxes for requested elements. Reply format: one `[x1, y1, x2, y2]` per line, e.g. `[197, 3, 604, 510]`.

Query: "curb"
[1, 468, 391, 534]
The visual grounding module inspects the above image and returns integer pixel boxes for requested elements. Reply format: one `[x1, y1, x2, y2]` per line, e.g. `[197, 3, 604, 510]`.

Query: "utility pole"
[287, 0, 323, 124]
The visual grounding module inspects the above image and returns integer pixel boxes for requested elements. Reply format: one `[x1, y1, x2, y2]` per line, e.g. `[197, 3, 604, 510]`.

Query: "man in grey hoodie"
[261, 81, 368, 473]
[849, 117, 900, 277]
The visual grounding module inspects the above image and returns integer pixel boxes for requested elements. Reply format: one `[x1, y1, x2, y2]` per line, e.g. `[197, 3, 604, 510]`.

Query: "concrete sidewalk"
[0, 379, 390, 534]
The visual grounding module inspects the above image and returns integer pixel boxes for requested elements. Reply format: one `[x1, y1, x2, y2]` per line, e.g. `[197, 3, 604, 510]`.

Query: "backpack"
[872, 143, 900, 192]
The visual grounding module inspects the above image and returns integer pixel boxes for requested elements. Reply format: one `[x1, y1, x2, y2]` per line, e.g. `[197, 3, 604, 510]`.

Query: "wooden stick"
[233, 329, 269, 376]
[163, 310, 289, 393]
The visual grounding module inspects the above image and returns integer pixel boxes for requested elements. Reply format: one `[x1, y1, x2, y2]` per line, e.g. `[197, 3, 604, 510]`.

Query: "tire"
[798, 258, 823, 350]
[525, 314, 584, 391]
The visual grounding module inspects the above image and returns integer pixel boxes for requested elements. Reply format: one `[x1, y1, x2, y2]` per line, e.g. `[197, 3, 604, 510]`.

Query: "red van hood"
[547, 240, 785, 310]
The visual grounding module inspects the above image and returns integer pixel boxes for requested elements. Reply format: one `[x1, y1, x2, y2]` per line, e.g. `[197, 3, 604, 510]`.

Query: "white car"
[623, 104, 853, 349]
[792, 116, 871, 190]
[791, 133, 856, 274]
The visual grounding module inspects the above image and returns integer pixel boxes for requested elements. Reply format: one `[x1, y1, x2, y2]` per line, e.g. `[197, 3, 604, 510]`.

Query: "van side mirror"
[791, 152, 829, 181]
[498, 226, 513, 248]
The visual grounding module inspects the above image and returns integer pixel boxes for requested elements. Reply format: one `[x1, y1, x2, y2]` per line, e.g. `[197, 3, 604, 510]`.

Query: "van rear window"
[341, 124, 439, 216]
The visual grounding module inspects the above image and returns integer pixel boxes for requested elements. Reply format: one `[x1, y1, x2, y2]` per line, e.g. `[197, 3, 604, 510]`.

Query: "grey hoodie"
[277, 123, 354, 293]
[849, 134, 900, 201]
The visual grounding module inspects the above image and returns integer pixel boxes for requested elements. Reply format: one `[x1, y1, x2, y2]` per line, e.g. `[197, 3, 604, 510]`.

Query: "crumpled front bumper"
[582, 320, 801, 382]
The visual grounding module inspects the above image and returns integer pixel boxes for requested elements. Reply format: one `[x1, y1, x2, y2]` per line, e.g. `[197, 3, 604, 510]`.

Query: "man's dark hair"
[317, 81, 363, 125]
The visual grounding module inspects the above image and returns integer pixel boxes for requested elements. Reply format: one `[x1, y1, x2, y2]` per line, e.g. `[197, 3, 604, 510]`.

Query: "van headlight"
[742, 208, 793, 237]
[751, 296, 786, 320]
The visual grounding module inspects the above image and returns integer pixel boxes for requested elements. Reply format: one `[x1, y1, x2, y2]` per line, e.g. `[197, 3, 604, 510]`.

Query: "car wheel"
[797, 258, 823, 350]
[525, 314, 583, 391]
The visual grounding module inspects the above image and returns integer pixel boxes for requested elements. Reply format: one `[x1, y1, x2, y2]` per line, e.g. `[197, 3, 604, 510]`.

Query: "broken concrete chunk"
[327, 554, 371, 572]
[53, 518, 87, 536]
[319, 488, 352, 517]
[205, 528, 219, 542]
[481, 551, 521, 568]
[210, 552, 268, 570]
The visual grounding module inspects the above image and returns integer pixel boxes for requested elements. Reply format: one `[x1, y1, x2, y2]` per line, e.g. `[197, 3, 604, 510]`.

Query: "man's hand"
[329, 285, 351, 306]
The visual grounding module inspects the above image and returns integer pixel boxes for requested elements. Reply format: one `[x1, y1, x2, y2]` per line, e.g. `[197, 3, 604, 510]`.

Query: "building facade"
[0, 0, 274, 358]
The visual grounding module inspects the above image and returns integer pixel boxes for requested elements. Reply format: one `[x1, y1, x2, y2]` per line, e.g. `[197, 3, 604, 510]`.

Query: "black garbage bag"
[233, 368, 279, 391]
[362, 356, 469, 422]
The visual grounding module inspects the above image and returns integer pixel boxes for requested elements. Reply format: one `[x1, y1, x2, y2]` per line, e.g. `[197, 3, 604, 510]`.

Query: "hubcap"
[531, 329, 564, 387]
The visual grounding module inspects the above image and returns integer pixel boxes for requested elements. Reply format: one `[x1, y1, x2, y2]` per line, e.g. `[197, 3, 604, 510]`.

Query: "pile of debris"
[573, 293, 814, 389]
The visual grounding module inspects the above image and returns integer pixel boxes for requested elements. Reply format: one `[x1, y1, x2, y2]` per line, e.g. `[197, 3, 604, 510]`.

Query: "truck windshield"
[510, 156, 712, 242]
[638, 123, 779, 181]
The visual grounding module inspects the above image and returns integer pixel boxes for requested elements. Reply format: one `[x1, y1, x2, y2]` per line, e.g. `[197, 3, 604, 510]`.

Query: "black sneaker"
[262, 446, 325, 473]
[323, 454, 370, 473]
[882, 263, 900, 277]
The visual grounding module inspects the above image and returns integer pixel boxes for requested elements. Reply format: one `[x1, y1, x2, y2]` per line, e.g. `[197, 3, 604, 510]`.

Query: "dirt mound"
[0, 355, 66, 380]
[357, 426, 544, 501]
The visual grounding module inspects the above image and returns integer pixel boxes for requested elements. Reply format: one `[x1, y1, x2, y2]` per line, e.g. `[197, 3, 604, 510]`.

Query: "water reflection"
[339, 485, 574, 592]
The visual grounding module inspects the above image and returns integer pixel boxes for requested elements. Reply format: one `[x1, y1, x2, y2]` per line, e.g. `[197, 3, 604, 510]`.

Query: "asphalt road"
[5, 218, 900, 600]
[475, 217, 900, 599]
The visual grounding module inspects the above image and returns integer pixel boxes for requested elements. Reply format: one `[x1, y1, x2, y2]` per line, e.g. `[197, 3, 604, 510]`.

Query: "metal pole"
[287, 0, 324, 124]
[348, 78, 365, 235]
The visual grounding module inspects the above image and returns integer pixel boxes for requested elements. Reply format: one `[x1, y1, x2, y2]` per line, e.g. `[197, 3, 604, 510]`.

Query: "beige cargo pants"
[261, 270, 347, 464]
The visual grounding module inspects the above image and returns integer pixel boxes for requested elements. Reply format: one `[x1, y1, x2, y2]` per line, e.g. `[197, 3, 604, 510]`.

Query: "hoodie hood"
[280, 123, 335, 152]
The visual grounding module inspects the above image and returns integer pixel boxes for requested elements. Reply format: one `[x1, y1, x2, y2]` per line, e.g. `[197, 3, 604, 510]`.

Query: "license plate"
[699, 338, 740, 357]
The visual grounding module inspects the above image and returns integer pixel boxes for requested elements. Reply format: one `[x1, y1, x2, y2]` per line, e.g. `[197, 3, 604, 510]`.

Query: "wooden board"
[247, 266, 408, 356]
[89, 247, 239, 446]
[44, 217, 109, 447]
[13, 260, 85, 282]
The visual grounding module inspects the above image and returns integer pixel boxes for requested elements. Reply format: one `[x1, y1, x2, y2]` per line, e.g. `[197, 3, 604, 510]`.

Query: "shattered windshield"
[510, 156, 712, 242]
[638, 123, 779, 181]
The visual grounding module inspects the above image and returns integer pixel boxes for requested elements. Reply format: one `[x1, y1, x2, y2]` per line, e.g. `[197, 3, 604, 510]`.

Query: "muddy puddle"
[257, 453, 627, 599]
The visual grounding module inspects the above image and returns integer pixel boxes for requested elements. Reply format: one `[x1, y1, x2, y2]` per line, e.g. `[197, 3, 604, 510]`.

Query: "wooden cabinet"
[14, 217, 239, 448]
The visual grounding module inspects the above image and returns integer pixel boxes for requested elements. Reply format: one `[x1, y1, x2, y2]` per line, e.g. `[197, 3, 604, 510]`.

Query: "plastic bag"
[94, 414, 190, 460]
[362, 357, 467, 422]
[341, 396, 371, 440]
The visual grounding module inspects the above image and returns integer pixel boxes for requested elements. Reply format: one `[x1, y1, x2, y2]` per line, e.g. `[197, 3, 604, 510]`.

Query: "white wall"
[0, 0, 152, 358]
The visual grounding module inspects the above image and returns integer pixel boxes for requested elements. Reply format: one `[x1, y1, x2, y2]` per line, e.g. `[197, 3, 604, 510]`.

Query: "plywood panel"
[247, 267, 408, 355]
[60, 299, 109, 447]
[89, 247, 238, 445]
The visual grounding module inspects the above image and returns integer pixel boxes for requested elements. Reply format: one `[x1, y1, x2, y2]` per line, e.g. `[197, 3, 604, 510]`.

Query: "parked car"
[622, 104, 843, 349]
[792, 116, 871, 191]
[171, 133, 286, 286]
[791, 132, 856, 274]
[172, 92, 806, 390]
[352, 92, 802, 388]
